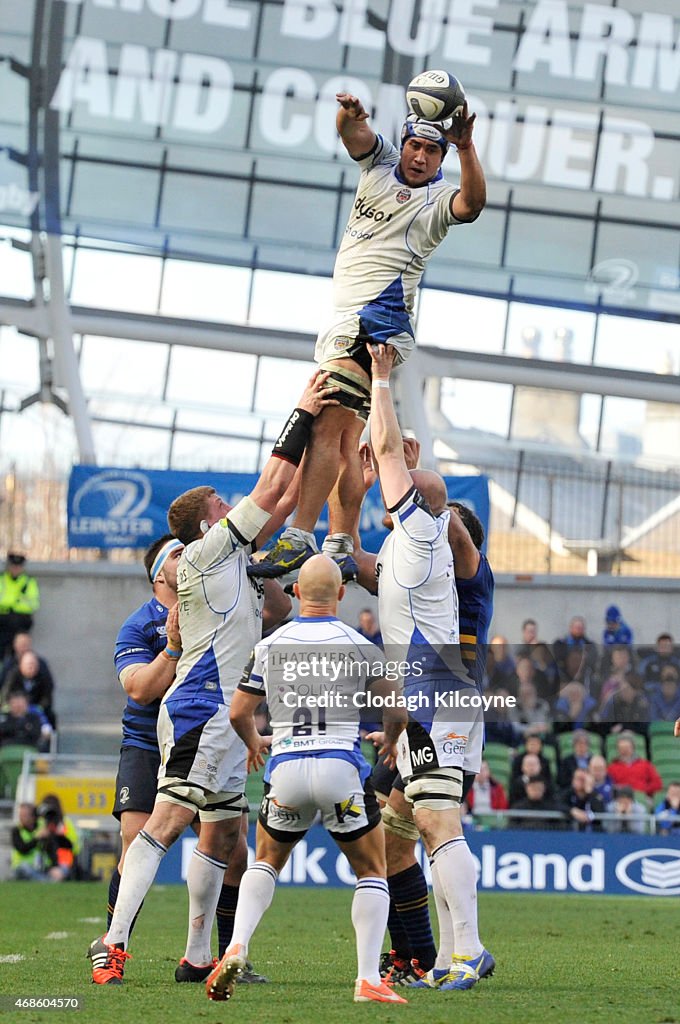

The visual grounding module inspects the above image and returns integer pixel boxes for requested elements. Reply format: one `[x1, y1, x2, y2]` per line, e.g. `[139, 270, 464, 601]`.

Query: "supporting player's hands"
[359, 442, 378, 493]
[402, 436, 421, 470]
[675, 718, 680, 737]
[165, 602, 181, 651]
[364, 730, 385, 748]
[369, 343, 396, 381]
[379, 739, 400, 771]
[336, 93, 369, 122]
[297, 371, 340, 417]
[246, 734, 272, 773]
[441, 101, 476, 151]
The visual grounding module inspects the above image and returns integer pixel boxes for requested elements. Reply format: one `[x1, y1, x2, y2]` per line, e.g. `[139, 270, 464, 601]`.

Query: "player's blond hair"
[168, 486, 215, 545]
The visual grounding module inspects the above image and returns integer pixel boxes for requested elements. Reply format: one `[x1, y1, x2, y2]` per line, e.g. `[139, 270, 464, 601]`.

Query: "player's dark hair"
[448, 501, 484, 550]
[143, 534, 176, 584]
[168, 486, 215, 546]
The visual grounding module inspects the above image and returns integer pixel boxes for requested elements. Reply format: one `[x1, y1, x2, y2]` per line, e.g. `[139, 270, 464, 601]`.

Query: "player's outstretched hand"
[379, 740, 399, 770]
[675, 717, 680, 738]
[246, 736, 271, 773]
[336, 93, 369, 121]
[364, 730, 385, 748]
[297, 371, 340, 417]
[165, 602, 181, 651]
[369, 343, 396, 380]
[442, 101, 476, 151]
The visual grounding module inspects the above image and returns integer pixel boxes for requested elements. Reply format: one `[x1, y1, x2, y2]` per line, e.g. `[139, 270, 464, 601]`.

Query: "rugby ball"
[406, 70, 465, 122]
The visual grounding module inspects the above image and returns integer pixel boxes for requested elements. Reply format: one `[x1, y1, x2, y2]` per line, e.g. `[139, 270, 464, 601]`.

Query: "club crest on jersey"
[396, 188, 411, 204]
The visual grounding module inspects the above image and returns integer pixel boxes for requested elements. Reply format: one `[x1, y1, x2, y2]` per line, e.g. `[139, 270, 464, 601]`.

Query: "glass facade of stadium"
[2, 0, 680, 573]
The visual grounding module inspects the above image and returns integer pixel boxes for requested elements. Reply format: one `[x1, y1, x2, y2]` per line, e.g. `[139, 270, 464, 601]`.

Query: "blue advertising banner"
[67, 465, 489, 552]
[155, 826, 680, 897]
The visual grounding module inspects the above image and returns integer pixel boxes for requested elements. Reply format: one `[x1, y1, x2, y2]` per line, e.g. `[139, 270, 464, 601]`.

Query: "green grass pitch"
[0, 882, 679, 1024]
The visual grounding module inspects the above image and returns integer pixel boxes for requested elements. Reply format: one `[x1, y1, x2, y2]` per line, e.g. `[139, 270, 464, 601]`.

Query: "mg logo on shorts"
[412, 747, 434, 766]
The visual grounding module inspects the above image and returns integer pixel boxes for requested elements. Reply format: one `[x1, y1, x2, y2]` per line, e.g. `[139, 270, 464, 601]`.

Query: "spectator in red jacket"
[607, 733, 662, 798]
[465, 760, 508, 815]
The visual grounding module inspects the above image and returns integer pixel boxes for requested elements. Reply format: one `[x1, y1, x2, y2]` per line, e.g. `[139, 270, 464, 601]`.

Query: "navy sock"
[216, 884, 239, 958]
[386, 894, 412, 961]
[388, 863, 437, 971]
[107, 867, 143, 937]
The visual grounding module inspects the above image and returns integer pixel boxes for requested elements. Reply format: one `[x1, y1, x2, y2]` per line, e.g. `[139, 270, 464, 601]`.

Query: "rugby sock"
[216, 883, 239, 958]
[106, 830, 167, 948]
[107, 868, 144, 936]
[430, 859, 455, 968]
[184, 849, 229, 967]
[230, 862, 278, 951]
[322, 533, 354, 555]
[386, 894, 412, 961]
[388, 863, 437, 970]
[282, 526, 318, 550]
[352, 877, 390, 985]
[430, 837, 483, 959]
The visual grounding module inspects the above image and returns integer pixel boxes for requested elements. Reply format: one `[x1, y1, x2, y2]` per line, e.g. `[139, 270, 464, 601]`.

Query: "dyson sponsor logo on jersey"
[354, 196, 393, 223]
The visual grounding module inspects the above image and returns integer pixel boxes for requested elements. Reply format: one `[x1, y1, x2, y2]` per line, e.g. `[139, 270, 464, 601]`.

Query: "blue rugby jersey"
[114, 597, 169, 752]
[456, 554, 495, 691]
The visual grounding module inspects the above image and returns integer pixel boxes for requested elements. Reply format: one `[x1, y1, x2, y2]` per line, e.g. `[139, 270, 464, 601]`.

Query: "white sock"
[322, 533, 354, 555]
[431, 859, 455, 969]
[352, 877, 389, 984]
[283, 527, 318, 550]
[106, 830, 166, 947]
[230, 862, 278, 952]
[430, 838, 483, 959]
[183, 849, 228, 966]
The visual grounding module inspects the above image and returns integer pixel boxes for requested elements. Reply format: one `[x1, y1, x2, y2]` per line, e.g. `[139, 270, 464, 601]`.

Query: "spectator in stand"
[511, 735, 553, 782]
[648, 666, 680, 723]
[484, 635, 516, 690]
[553, 616, 598, 686]
[510, 776, 566, 830]
[553, 682, 598, 734]
[35, 797, 76, 879]
[2, 649, 56, 727]
[556, 729, 593, 790]
[562, 768, 606, 832]
[0, 632, 54, 694]
[508, 653, 549, 701]
[509, 750, 553, 804]
[0, 553, 40, 657]
[600, 675, 649, 738]
[589, 754, 615, 805]
[655, 781, 680, 835]
[355, 608, 382, 646]
[529, 642, 560, 699]
[605, 785, 647, 835]
[465, 760, 508, 818]
[514, 618, 538, 658]
[507, 677, 551, 736]
[607, 733, 662, 798]
[0, 689, 42, 748]
[641, 633, 680, 688]
[598, 646, 635, 710]
[38, 794, 81, 875]
[602, 605, 633, 647]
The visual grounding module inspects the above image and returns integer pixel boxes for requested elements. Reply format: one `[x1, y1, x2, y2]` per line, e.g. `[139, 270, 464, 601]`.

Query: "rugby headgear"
[400, 114, 449, 156]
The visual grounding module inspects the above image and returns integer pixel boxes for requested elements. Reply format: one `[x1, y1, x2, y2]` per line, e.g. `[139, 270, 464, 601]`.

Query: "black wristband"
[272, 408, 314, 466]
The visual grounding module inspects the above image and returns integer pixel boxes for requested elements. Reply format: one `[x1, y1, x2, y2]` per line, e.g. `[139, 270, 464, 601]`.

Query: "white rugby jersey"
[332, 135, 461, 329]
[164, 498, 270, 707]
[240, 616, 385, 757]
[376, 485, 459, 651]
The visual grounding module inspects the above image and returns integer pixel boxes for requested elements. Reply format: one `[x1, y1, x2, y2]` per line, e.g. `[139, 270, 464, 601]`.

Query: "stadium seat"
[0, 744, 29, 799]
[648, 720, 673, 738]
[652, 758, 680, 790]
[482, 742, 512, 786]
[650, 734, 679, 761]
[605, 732, 647, 761]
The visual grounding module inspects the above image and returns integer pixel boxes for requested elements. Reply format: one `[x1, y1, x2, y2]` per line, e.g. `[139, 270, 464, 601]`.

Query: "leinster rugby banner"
[157, 826, 680, 897]
[67, 465, 489, 550]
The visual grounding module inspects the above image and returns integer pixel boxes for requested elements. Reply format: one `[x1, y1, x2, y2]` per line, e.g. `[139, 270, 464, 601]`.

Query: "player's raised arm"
[336, 92, 378, 159]
[441, 102, 486, 222]
[368, 344, 413, 510]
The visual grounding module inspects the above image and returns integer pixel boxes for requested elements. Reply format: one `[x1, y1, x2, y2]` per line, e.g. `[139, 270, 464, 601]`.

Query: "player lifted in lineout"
[251, 90, 486, 578]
